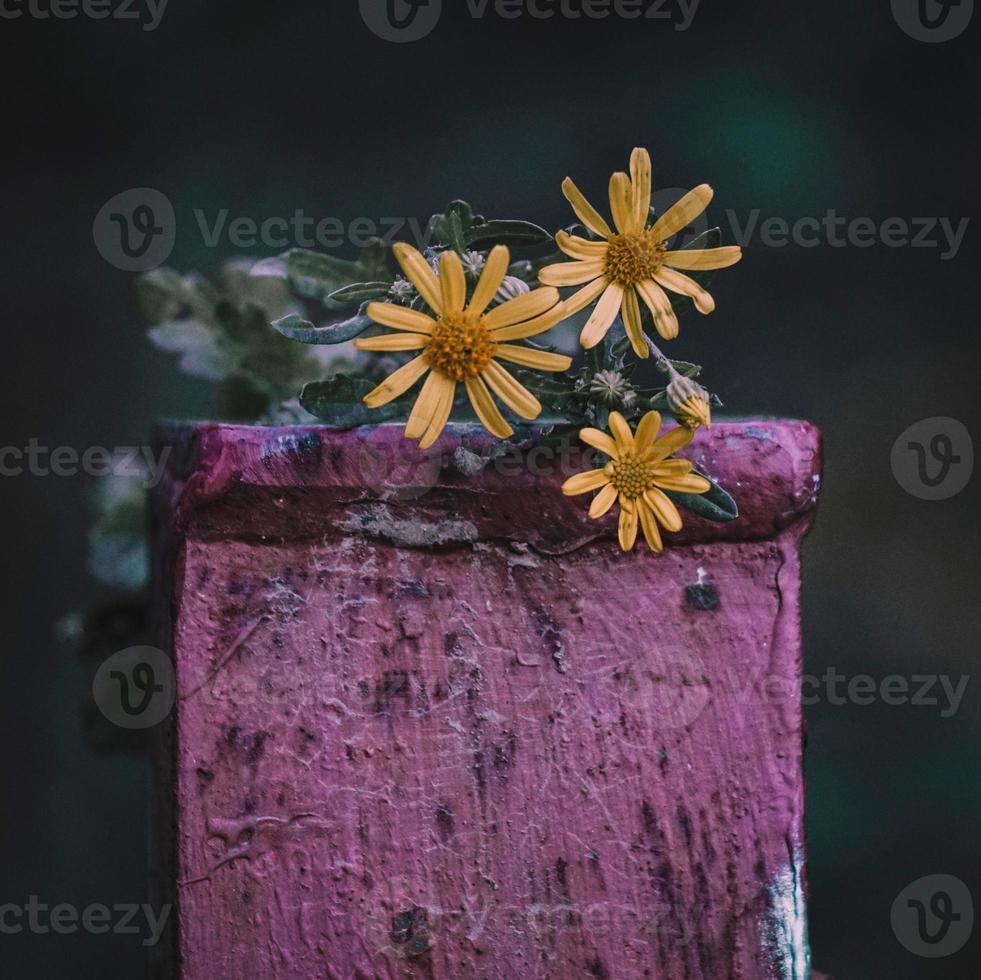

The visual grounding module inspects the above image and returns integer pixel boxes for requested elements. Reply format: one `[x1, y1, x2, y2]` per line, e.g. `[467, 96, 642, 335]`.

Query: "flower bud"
[493, 275, 530, 306]
[589, 369, 636, 409]
[666, 375, 712, 430]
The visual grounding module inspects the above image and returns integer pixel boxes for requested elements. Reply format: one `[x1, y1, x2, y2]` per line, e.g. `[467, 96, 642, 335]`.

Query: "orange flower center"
[425, 314, 494, 382]
[604, 231, 666, 286]
[607, 452, 657, 500]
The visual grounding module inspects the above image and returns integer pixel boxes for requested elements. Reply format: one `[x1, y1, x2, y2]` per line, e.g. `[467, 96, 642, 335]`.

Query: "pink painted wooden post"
[150, 419, 822, 979]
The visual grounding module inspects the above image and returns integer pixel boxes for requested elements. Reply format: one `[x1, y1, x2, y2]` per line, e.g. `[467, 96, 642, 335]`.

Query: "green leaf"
[135, 267, 183, 324]
[147, 319, 232, 381]
[328, 282, 391, 305]
[656, 358, 702, 379]
[427, 200, 478, 250]
[466, 220, 553, 248]
[358, 237, 389, 278]
[272, 312, 371, 345]
[681, 227, 723, 252]
[299, 375, 399, 428]
[665, 474, 738, 523]
[282, 249, 367, 301]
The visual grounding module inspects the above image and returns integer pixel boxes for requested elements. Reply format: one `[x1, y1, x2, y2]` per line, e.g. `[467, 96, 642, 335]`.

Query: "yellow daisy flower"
[540, 147, 742, 357]
[562, 410, 711, 553]
[357, 243, 571, 449]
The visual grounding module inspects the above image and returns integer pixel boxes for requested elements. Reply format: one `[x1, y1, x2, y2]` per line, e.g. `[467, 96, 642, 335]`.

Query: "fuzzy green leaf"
[665, 474, 738, 523]
[428, 201, 479, 250]
[656, 358, 702, 379]
[147, 319, 232, 381]
[359, 238, 389, 278]
[466, 220, 553, 248]
[328, 282, 392, 305]
[273, 312, 371, 345]
[136, 267, 184, 324]
[299, 375, 398, 428]
[281, 249, 368, 301]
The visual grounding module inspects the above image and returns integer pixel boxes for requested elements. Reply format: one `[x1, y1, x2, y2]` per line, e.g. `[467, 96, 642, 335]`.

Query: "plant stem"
[644, 335, 683, 380]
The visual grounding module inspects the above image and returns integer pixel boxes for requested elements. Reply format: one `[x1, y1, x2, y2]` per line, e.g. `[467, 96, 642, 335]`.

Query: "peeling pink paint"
[150, 420, 822, 979]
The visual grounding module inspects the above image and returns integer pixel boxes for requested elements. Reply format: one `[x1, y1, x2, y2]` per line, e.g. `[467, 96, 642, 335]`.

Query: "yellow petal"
[562, 177, 614, 240]
[467, 245, 510, 317]
[392, 242, 444, 315]
[483, 286, 560, 329]
[618, 502, 639, 551]
[654, 473, 712, 494]
[492, 344, 572, 372]
[638, 498, 664, 553]
[365, 302, 435, 334]
[418, 374, 456, 450]
[538, 261, 605, 287]
[439, 250, 466, 314]
[643, 487, 683, 532]
[630, 147, 652, 233]
[608, 172, 635, 235]
[607, 411, 635, 453]
[636, 279, 680, 340]
[363, 355, 429, 408]
[404, 370, 447, 440]
[579, 282, 623, 349]
[562, 469, 610, 496]
[562, 276, 610, 317]
[482, 361, 541, 420]
[556, 230, 609, 260]
[621, 288, 649, 359]
[650, 184, 714, 244]
[355, 333, 428, 352]
[579, 427, 618, 458]
[663, 246, 742, 271]
[588, 482, 618, 519]
[490, 302, 568, 342]
[634, 410, 662, 452]
[651, 425, 694, 460]
[464, 376, 513, 440]
[651, 458, 693, 477]
[653, 267, 716, 314]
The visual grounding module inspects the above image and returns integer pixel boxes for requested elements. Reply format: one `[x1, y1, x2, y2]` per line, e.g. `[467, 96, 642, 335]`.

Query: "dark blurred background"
[1, 1, 978, 976]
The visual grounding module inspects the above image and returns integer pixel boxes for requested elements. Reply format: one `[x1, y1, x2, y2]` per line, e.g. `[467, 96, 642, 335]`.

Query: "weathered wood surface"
[152, 420, 821, 979]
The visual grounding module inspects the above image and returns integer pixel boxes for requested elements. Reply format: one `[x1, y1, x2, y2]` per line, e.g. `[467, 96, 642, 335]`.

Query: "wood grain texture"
[151, 420, 822, 980]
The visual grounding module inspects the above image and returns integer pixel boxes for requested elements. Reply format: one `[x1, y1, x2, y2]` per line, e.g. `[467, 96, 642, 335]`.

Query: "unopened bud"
[493, 275, 530, 306]
[666, 376, 712, 430]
